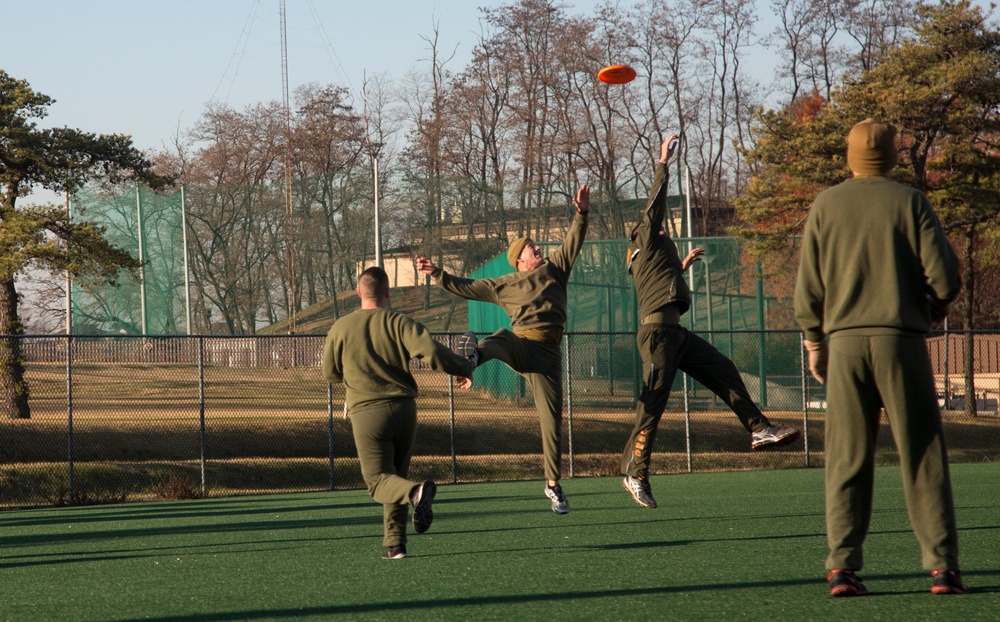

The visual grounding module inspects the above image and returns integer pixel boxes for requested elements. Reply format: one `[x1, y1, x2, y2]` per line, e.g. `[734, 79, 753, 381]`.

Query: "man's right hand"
[660, 133, 680, 164]
[415, 255, 437, 275]
[804, 340, 829, 384]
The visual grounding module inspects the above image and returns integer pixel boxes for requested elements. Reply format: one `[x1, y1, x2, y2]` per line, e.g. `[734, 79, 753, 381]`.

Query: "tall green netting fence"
[70, 186, 188, 335]
[467, 236, 798, 409]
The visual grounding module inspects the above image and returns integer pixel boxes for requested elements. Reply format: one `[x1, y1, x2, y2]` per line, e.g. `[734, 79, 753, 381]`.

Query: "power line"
[209, 0, 263, 105]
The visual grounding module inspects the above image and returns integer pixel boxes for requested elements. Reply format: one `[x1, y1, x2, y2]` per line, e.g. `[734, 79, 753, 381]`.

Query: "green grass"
[1, 463, 998, 621]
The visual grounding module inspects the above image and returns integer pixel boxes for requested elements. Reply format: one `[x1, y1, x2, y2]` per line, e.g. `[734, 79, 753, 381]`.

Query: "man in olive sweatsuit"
[795, 118, 966, 596]
[620, 134, 800, 510]
[414, 185, 590, 514]
[322, 266, 475, 559]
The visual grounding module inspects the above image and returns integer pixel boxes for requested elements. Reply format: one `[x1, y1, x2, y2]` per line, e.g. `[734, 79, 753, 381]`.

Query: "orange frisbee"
[598, 64, 637, 84]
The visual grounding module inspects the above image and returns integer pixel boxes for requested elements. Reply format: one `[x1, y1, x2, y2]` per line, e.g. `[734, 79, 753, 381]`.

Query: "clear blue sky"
[6, 2, 994, 158]
[3, 1, 615, 152]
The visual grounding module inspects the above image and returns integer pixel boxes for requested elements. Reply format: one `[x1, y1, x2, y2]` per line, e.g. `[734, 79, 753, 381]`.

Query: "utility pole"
[280, 0, 296, 333]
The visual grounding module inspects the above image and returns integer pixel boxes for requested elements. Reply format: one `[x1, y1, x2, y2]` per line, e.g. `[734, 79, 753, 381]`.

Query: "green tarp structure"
[70, 185, 187, 335]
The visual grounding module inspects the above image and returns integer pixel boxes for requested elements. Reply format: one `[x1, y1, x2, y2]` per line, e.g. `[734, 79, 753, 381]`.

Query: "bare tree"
[292, 83, 367, 318]
[183, 102, 286, 334]
[842, 0, 915, 72]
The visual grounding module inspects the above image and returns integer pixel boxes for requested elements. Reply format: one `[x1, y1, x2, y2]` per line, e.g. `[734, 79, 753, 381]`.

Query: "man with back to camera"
[414, 184, 590, 514]
[794, 118, 966, 596]
[322, 266, 477, 559]
[620, 133, 801, 510]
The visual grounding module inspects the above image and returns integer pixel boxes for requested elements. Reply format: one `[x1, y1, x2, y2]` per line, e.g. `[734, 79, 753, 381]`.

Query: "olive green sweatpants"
[620, 324, 771, 477]
[350, 399, 420, 548]
[825, 333, 960, 571]
[479, 329, 563, 482]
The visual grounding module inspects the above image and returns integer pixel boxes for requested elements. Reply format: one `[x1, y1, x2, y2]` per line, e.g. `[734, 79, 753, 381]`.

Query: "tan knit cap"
[847, 118, 897, 176]
[507, 237, 530, 268]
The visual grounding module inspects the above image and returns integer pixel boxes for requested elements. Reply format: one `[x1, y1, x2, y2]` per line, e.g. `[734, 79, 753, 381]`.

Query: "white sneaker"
[751, 425, 801, 450]
[622, 475, 657, 508]
[457, 331, 479, 367]
[544, 483, 570, 514]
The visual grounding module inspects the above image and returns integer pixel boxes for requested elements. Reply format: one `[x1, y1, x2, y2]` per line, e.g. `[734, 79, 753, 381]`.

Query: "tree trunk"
[963, 226, 976, 418]
[0, 277, 31, 419]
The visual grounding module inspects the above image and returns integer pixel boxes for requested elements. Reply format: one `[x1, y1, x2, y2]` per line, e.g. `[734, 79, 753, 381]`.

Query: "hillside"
[260, 284, 469, 335]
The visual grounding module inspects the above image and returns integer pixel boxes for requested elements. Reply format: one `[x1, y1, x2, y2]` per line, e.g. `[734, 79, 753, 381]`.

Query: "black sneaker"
[931, 569, 968, 595]
[827, 569, 869, 597]
[751, 425, 801, 450]
[622, 475, 657, 509]
[410, 480, 436, 534]
[457, 331, 479, 367]
[382, 545, 407, 559]
[544, 483, 570, 514]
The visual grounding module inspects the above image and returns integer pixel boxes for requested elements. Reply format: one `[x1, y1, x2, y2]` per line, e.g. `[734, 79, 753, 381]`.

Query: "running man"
[414, 185, 590, 514]
[322, 266, 477, 559]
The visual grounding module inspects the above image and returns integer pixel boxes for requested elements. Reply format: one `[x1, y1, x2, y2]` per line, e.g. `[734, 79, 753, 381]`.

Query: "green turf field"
[2, 463, 997, 621]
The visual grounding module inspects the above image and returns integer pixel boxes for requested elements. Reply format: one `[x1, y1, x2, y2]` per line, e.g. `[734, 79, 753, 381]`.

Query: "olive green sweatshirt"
[430, 212, 588, 331]
[322, 307, 474, 411]
[794, 176, 961, 342]
[628, 163, 691, 317]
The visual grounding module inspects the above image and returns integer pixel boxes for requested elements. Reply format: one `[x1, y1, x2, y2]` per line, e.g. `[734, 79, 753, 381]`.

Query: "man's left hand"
[681, 247, 705, 271]
[573, 185, 590, 214]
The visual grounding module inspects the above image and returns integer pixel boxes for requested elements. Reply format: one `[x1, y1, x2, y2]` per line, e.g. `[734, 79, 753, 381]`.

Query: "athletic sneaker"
[382, 545, 407, 559]
[751, 425, 801, 450]
[457, 331, 479, 367]
[410, 480, 437, 534]
[544, 483, 570, 514]
[827, 569, 869, 597]
[622, 475, 657, 509]
[931, 569, 968, 595]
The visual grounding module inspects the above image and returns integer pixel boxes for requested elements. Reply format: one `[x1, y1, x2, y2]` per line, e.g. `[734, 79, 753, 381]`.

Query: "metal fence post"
[607, 292, 614, 397]
[757, 264, 768, 408]
[800, 333, 810, 468]
[449, 370, 458, 484]
[566, 334, 574, 478]
[943, 319, 950, 409]
[198, 337, 207, 495]
[66, 335, 75, 505]
[683, 373, 692, 473]
[327, 382, 335, 490]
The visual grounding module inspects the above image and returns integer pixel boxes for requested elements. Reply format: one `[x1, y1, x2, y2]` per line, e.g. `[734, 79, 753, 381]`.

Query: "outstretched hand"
[414, 255, 437, 275]
[573, 185, 590, 214]
[681, 247, 705, 272]
[456, 376, 473, 390]
[660, 133, 680, 164]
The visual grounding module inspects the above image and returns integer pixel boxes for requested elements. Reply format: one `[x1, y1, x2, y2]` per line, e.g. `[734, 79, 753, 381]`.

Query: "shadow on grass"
[0, 491, 373, 529]
[0, 510, 380, 551]
[0, 538, 334, 571]
[112, 569, 1000, 621]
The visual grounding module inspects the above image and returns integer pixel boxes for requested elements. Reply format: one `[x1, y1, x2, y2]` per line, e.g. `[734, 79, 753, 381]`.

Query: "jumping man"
[415, 185, 590, 514]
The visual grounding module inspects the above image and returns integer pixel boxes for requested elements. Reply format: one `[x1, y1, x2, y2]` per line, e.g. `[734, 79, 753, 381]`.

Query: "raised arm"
[548, 185, 590, 273]
[635, 134, 679, 250]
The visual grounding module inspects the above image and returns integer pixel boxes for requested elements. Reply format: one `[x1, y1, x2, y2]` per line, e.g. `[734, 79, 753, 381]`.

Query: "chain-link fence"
[2, 331, 999, 509]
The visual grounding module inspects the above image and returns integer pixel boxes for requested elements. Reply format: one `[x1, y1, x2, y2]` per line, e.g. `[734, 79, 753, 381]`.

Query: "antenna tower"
[280, 0, 297, 332]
